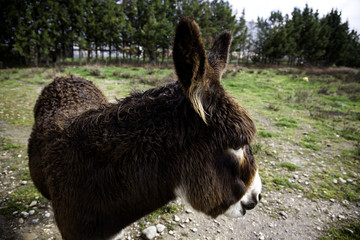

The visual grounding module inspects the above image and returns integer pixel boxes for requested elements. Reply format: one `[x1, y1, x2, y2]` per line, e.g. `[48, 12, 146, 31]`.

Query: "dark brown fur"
[28, 17, 258, 240]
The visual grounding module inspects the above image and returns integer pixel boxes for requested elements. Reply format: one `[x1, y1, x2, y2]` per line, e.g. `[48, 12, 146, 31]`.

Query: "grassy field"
[0, 65, 359, 239]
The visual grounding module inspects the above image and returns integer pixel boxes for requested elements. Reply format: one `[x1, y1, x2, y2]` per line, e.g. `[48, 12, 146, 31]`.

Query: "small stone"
[185, 218, 190, 223]
[29, 210, 35, 215]
[45, 212, 51, 218]
[316, 227, 322, 231]
[330, 199, 335, 203]
[327, 144, 331, 147]
[32, 219, 39, 224]
[18, 154, 22, 158]
[279, 211, 288, 219]
[21, 181, 27, 185]
[29, 201, 37, 207]
[174, 215, 180, 222]
[338, 215, 346, 220]
[185, 209, 193, 214]
[179, 224, 185, 228]
[259, 236, 265, 240]
[21, 211, 29, 218]
[156, 224, 166, 233]
[13, 211, 18, 215]
[345, 228, 354, 235]
[339, 178, 347, 184]
[191, 228, 198, 232]
[22, 233, 37, 240]
[142, 226, 157, 240]
[168, 230, 174, 235]
[333, 179, 338, 184]
[347, 179, 353, 183]
[18, 218, 24, 224]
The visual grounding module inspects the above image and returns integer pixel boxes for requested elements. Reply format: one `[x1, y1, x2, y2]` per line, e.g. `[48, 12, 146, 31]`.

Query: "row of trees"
[254, 5, 360, 67]
[1, 0, 359, 67]
[1, 0, 241, 66]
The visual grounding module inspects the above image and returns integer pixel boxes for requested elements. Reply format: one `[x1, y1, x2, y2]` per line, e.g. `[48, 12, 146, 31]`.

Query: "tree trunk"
[101, 46, 104, 62]
[87, 48, 91, 64]
[116, 49, 119, 64]
[79, 47, 82, 66]
[109, 43, 112, 63]
[71, 44, 74, 63]
[95, 46, 98, 63]
[62, 45, 66, 63]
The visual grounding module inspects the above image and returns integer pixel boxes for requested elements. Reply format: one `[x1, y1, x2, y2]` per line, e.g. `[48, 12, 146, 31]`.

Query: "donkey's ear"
[208, 31, 233, 77]
[173, 17, 206, 91]
[173, 17, 208, 123]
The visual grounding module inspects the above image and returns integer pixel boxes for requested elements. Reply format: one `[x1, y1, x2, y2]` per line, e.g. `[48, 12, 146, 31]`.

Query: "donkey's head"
[173, 17, 261, 218]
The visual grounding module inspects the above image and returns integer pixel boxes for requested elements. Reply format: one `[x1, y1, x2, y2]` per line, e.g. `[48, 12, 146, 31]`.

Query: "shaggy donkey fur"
[28, 17, 260, 240]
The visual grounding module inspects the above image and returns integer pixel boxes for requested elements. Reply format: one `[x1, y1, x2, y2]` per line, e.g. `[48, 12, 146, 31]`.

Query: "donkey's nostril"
[258, 193, 262, 202]
[242, 202, 256, 210]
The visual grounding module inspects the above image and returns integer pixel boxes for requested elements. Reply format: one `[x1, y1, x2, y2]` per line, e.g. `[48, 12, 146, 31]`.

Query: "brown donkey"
[28, 17, 261, 240]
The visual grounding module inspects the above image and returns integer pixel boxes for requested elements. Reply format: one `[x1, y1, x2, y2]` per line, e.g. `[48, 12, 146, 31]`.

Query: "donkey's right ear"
[173, 17, 206, 92]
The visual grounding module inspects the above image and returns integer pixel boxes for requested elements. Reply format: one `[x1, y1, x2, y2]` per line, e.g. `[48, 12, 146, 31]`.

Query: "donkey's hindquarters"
[28, 76, 108, 199]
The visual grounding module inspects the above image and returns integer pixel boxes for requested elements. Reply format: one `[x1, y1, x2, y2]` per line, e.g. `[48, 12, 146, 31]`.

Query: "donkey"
[28, 17, 261, 240]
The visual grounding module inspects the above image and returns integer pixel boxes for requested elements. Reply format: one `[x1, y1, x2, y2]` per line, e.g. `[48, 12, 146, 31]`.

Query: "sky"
[227, 0, 360, 32]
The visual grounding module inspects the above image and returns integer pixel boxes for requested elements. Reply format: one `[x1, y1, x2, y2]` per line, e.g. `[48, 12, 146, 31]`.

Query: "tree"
[321, 9, 350, 66]
[234, 9, 248, 64]
[298, 5, 327, 65]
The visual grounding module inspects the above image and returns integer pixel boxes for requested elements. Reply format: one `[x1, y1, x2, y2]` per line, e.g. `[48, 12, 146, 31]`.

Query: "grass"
[0, 185, 45, 216]
[145, 203, 183, 224]
[275, 116, 298, 128]
[258, 130, 280, 138]
[321, 221, 360, 240]
[272, 176, 303, 190]
[279, 162, 300, 171]
[2, 138, 21, 150]
[306, 170, 359, 201]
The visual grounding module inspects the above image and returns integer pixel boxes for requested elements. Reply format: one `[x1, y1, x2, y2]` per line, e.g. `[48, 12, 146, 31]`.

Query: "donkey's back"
[28, 76, 108, 199]
[33, 76, 108, 132]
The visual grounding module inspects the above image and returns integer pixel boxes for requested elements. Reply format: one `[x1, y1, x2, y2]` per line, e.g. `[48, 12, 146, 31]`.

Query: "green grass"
[306, 170, 359, 201]
[321, 221, 360, 240]
[145, 203, 182, 223]
[275, 116, 298, 128]
[279, 162, 300, 171]
[258, 130, 280, 138]
[272, 176, 303, 190]
[2, 138, 21, 150]
[299, 142, 321, 151]
[0, 185, 45, 216]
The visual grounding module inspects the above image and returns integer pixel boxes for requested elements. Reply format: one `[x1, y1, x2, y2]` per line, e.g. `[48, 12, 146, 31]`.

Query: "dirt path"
[0, 120, 31, 145]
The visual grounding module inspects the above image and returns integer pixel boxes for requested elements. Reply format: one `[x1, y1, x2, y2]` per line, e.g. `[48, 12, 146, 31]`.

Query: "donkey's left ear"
[208, 31, 233, 77]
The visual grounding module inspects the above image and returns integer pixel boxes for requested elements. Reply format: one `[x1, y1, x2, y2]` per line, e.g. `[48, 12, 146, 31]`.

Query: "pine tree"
[321, 9, 350, 66]
[235, 9, 248, 64]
